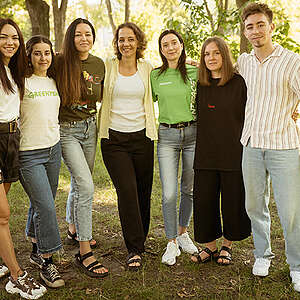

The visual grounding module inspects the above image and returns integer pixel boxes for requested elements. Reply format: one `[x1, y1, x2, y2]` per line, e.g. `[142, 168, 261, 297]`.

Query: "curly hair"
[242, 2, 273, 24]
[113, 22, 147, 60]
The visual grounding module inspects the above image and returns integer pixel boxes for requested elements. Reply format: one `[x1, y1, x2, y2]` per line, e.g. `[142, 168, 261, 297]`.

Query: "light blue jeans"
[19, 142, 62, 254]
[242, 145, 300, 271]
[60, 116, 97, 241]
[157, 124, 196, 239]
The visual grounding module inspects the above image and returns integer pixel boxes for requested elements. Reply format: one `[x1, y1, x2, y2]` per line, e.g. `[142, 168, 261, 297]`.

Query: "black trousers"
[101, 129, 154, 254]
[193, 169, 251, 243]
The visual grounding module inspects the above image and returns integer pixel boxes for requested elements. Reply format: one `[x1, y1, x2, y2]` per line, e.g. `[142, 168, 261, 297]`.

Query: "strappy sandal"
[65, 230, 97, 249]
[74, 251, 109, 278]
[217, 246, 232, 266]
[126, 253, 142, 272]
[191, 247, 219, 263]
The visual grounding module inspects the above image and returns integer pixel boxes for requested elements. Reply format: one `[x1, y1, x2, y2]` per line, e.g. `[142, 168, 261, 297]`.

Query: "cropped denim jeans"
[19, 141, 62, 254]
[60, 116, 97, 241]
[242, 145, 300, 271]
[157, 124, 196, 240]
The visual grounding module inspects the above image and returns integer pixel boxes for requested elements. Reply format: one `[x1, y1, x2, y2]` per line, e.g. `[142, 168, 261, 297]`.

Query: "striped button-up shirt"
[237, 45, 300, 149]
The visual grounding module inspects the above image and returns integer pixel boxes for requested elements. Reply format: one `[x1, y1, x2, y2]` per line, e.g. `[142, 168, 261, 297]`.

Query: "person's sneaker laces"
[176, 232, 198, 254]
[252, 258, 271, 277]
[162, 241, 181, 266]
[30, 253, 45, 269]
[290, 271, 300, 292]
[40, 263, 64, 288]
[5, 271, 47, 299]
[0, 264, 9, 278]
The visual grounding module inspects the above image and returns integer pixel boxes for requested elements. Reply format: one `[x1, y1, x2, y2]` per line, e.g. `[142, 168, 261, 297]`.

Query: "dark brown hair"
[242, 2, 273, 24]
[25, 35, 55, 79]
[198, 36, 234, 86]
[0, 18, 26, 99]
[157, 29, 187, 83]
[56, 18, 95, 106]
[113, 22, 147, 60]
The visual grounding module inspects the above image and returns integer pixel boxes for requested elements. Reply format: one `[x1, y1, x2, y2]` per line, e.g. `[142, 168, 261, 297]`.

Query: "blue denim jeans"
[157, 124, 196, 239]
[60, 116, 97, 241]
[19, 141, 62, 254]
[242, 145, 300, 271]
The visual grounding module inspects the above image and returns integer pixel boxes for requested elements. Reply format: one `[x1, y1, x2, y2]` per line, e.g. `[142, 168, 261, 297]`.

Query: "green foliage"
[167, 0, 300, 61]
[166, 0, 241, 60]
[0, 0, 25, 18]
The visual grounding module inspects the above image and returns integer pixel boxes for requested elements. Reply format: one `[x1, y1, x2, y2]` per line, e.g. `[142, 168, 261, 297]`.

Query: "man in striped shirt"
[237, 2, 300, 292]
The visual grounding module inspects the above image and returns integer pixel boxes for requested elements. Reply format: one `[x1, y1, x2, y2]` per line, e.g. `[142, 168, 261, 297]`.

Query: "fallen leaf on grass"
[177, 288, 195, 298]
[86, 288, 102, 295]
[230, 279, 237, 286]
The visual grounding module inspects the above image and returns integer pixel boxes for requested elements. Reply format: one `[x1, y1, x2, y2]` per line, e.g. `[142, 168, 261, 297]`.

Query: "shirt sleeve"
[150, 71, 157, 102]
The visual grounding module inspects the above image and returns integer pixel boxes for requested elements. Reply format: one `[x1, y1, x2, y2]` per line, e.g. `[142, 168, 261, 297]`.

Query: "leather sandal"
[65, 230, 97, 249]
[126, 253, 142, 272]
[74, 251, 109, 278]
[191, 247, 218, 263]
[217, 246, 232, 266]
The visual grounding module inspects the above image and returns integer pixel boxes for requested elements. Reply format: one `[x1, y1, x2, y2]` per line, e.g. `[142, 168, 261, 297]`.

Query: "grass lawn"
[1, 144, 300, 300]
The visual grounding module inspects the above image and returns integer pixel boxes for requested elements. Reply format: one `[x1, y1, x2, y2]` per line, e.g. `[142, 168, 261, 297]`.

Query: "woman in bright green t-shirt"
[150, 29, 198, 266]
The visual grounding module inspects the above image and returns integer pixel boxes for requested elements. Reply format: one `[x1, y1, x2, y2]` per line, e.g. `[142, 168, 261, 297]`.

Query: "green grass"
[1, 144, 300, 300]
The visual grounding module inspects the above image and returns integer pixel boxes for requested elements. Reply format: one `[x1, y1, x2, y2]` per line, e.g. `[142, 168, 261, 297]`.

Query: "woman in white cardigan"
[99, 22, 157, 271]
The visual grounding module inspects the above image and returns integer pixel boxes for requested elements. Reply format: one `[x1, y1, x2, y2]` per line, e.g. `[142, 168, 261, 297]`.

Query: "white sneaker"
[0, 264, 9, 278]
[162, 241, 181, 266]
[290, 271, 300, 292]
[176, 232, 198, 254]
[252, 258, 271, 277]
[5, 271, 47, 299]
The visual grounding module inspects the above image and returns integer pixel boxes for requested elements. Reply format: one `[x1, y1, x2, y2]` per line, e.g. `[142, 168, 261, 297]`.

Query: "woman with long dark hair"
[19, 35, 64, 288]
[150, 30, 198, 266]
[56, 18, 108, 278]
[99, 22, 157, 271]
[0, 18, 46, 299]
[0, 18, 26, 194]
[191, 37, 251, 265]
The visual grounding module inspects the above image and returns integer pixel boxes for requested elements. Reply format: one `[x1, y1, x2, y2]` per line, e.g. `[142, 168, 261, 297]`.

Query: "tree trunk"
[25, 0, 50, 38]
[236, 0, 250, 54]
[52, 0, 68, 53]
[125, 0, 130, 22]
[105, 0, 116, 33]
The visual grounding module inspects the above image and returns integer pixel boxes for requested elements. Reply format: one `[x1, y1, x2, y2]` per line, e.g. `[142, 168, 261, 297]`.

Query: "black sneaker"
[30, 253, 44, 269]
[40, 263, 65, 288]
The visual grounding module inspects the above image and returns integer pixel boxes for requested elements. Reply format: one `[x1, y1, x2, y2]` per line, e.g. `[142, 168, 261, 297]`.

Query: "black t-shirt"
[194, 73, 247, 171]
[59, 54, 105, 122]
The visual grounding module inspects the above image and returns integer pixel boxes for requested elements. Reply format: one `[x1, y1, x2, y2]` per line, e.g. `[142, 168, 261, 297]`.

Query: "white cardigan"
[98, 57, 158, 141]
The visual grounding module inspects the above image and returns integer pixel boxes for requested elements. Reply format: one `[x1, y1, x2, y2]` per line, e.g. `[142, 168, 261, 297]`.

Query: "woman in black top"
[191, 37, 251, 265]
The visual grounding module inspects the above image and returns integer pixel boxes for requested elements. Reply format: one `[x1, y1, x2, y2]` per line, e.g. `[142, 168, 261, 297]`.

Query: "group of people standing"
[0, 1, 299, 299]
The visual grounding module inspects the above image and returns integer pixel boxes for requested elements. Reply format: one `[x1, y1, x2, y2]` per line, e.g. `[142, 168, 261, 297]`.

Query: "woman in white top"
[99, 22, 157, 271]
[19, 35, 64, 289]
[0, 19, 46, 299]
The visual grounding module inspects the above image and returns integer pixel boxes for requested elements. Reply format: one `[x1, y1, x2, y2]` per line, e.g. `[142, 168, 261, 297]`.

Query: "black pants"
[193, 169, 251, 243]
[101, 129, 154, 254]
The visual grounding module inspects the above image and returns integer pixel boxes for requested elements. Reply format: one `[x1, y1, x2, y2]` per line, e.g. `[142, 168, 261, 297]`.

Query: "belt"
[160, 120, 196, 129]
[0, 119, 18, 133]
[60, 115, 96, 126]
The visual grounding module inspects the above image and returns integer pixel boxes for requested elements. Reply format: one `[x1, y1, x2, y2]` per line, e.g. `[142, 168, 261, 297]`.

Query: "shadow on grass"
[1, 147, 300, 299]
